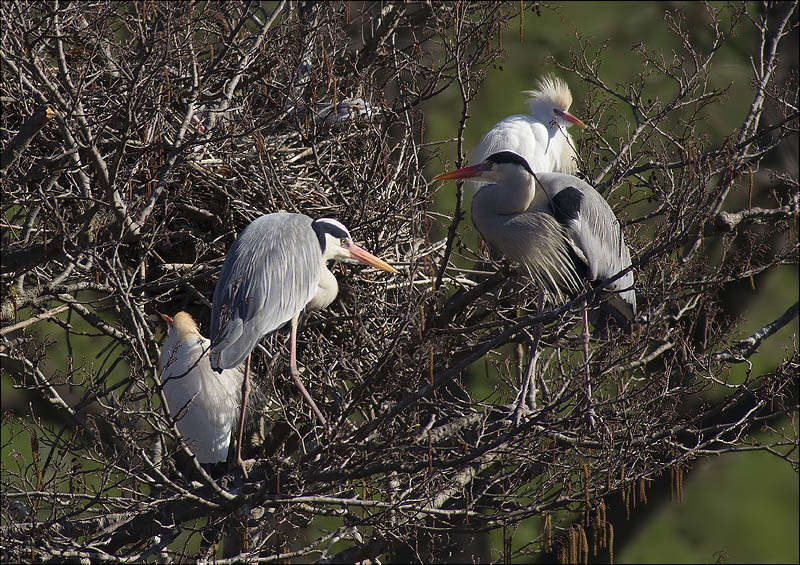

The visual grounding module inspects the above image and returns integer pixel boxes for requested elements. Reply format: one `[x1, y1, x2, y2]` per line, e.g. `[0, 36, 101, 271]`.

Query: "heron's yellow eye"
[340, 238, 348, 247]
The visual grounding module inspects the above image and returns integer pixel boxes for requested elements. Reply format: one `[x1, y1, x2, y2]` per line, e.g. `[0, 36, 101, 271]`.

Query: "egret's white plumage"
[470, 75, 586, 176]
[159, 312, 242, 464]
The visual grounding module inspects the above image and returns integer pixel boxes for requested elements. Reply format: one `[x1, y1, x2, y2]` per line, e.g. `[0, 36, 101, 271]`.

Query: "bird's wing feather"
[472, 185, 580, 301]
[210, 212, 322, 370]
[537, 173, 636, 316]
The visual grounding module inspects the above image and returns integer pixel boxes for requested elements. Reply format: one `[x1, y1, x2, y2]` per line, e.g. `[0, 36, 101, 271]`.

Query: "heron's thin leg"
[289, 315, 328, 427]
[231, 353, 250, 478]
[582, 303, 596, 429]
[527, 293, 545, 408]
[513, 293, 544, 425]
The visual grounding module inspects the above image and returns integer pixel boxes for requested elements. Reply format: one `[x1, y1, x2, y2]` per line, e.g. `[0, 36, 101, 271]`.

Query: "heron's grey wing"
[537, 173, 636, 317]
[210, 212, 321, 370]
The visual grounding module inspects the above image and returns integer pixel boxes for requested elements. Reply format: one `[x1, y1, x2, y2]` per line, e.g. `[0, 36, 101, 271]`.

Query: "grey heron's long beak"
[554, 108, 587, 129]
[346, 243, 398, 273]
[433, 161, 492, 181]
[159, 312, 173, 325]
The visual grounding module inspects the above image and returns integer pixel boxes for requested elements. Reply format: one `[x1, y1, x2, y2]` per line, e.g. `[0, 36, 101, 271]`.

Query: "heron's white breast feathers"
[307, 265, 338, 311]
[507, 214, 583, 301]
[473, 200, 581, 302]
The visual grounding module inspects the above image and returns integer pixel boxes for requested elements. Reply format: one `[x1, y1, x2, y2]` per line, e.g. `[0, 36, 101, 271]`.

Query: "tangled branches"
[1, 1, 797, 562]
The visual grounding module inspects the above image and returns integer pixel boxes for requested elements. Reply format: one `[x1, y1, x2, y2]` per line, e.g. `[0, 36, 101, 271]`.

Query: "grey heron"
[159, 312, 242, 464]
[470, 75, 586, 177]
[210, 211, 397, 473]
[434, 150, 635, 421]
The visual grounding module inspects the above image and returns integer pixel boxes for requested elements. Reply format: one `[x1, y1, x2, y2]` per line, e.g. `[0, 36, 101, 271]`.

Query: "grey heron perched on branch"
[470, 75, 586, 177]
[210, 211, 397, 474]
[434, 150, 635, 421]
[159, 312, 242, 464]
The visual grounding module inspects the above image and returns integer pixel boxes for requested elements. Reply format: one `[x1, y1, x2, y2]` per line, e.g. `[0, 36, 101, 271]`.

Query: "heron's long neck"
[478, 172, 536, 216]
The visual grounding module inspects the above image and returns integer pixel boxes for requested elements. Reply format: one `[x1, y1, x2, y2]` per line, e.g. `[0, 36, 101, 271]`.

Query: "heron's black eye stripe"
[311, 219, 351, 252]
[486, 151, 535, 176]
[312, 221, 349, 239]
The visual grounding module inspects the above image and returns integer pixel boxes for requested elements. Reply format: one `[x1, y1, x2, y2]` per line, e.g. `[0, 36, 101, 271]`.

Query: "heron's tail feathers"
[587, 291, 635, 336]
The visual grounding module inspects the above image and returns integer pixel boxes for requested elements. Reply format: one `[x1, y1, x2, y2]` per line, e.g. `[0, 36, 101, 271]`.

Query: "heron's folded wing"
[210, 212, 322, 370]
[539, 173, 636, 316]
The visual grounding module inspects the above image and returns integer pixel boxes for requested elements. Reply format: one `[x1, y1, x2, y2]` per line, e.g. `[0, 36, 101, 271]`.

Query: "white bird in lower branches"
[158, 311, 242, 464]
[470, 75, 587, 177]
[434, 150, 635, 424]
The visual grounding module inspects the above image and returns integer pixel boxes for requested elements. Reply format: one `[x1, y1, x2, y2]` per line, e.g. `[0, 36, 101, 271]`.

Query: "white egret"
[471, 75, 586, 177]
[159, 311, 242, 464]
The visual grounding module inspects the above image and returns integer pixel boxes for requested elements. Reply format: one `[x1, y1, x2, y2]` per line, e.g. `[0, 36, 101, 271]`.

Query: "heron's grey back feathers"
[471, 166, 636, 324]
[210, 212, 322, 370]
[534, 172, 636, 319]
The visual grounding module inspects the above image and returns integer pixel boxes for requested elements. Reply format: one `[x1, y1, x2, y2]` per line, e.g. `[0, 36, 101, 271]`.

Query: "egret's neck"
[528, 101, 558, 137]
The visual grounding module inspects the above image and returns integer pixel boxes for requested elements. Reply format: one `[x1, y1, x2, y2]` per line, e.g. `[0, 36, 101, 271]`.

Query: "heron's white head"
[434, 151, 535, 186]
[524, 75, 586, 131]
[312, 218, 398, 273]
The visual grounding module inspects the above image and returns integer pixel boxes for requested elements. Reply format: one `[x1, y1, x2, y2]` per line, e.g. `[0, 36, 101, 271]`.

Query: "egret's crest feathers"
[524, 74, 573, 111]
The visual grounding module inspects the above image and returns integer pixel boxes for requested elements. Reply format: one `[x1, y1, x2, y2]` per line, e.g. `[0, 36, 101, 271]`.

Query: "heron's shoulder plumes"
[172, 311, 201, 339]
[524, 75, 573, 111]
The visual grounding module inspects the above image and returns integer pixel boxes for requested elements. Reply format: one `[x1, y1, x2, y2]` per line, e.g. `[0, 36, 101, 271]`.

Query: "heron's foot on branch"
[229, 455, 256, 480]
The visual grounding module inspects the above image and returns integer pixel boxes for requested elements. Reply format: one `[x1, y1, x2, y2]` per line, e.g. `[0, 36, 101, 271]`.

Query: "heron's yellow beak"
[159, 312, 173, 325]
[433, 162, 491, 181]
[554, 108, 587, 129]
[346, 243, 398, 273]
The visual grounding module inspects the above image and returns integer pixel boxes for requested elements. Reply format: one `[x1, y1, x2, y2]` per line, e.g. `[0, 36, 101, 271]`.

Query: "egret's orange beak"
[433, 161, 491, 181]
[346, 243, 398, 273]
[159, 312, 173, 325]
[554, 108, 587, 129]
